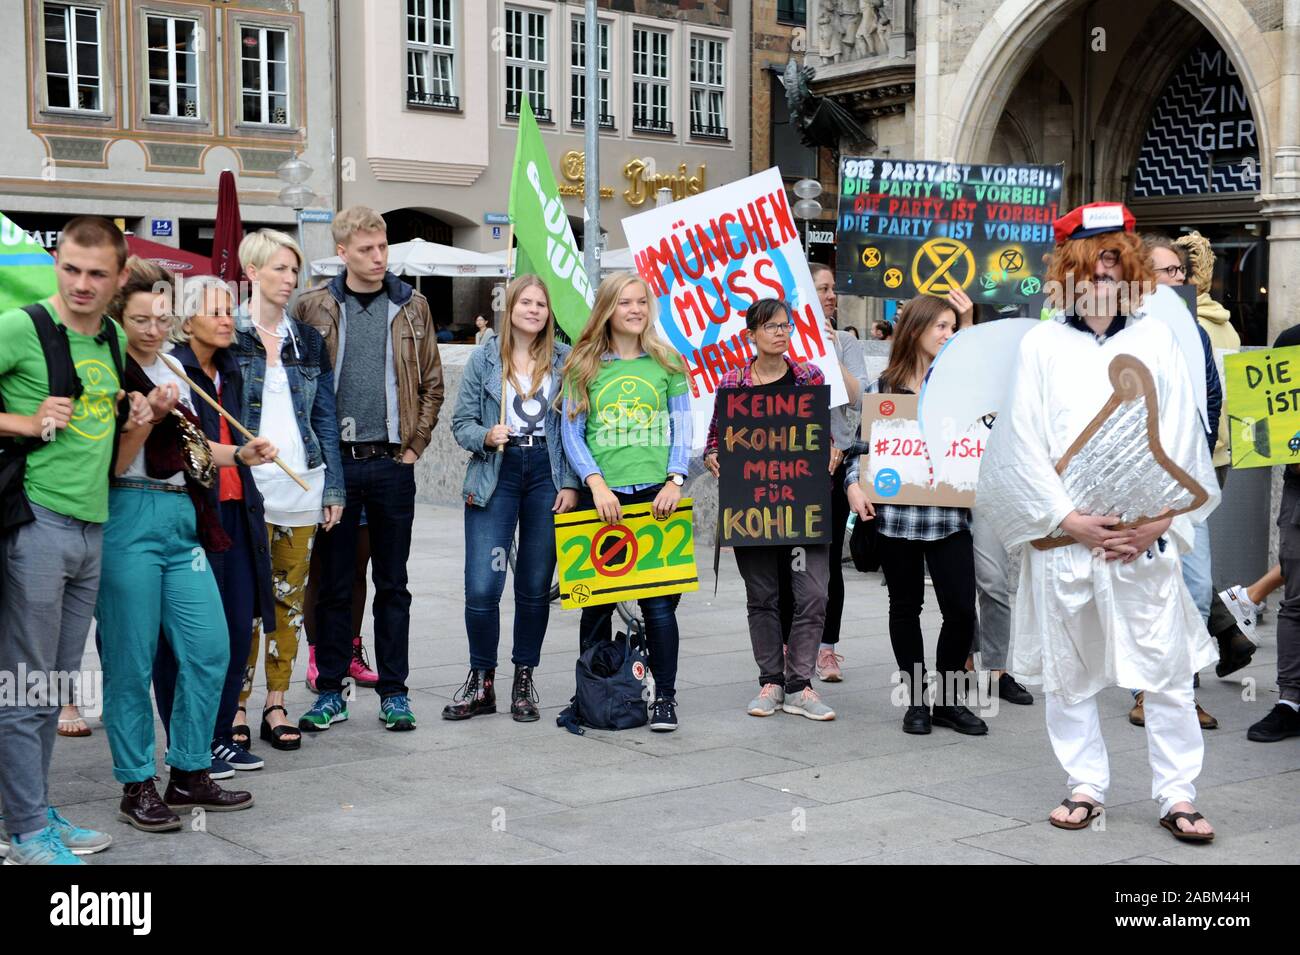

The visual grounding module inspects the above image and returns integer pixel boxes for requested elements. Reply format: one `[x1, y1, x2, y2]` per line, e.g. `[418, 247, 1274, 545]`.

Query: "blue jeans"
[1181, 520, 1213, 622]
[314, 454, 416, 698]
[464, 444, 556, 669]
[576, 484, 681, 699]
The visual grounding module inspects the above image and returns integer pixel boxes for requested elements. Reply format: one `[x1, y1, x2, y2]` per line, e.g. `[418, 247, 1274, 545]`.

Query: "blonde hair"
[561, 272, 683, 419]
[331, 206, 388, 247]
[171, 276, 237, 344]
[109, 256, 174, 325]
[499, 274, 556, 401]
[1174, 230, 1215, 295]
[238, 228, 303, 271]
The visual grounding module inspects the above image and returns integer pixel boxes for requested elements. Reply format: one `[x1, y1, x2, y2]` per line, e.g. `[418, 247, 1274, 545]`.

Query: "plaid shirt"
[844, 377, 971, 542]
[704, 356, 826, 457]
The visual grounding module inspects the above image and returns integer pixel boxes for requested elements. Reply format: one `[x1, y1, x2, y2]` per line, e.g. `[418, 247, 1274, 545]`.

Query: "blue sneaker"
[299, 691, 348, 732]
[379, 694, 416, 731]
[209, 757, 235, 780]
[44, 807, 113, 855]
[3, 825, 84, 865]
[212, 739, 264, 771]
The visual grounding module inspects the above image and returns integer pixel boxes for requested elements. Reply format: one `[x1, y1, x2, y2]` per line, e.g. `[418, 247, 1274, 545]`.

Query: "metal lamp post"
[792, 178, 823, 258]
[276, 152, 315, 283]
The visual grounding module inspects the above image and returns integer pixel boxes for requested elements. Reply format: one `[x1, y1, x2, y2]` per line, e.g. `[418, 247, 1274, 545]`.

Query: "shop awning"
[126, 236, 214, 276]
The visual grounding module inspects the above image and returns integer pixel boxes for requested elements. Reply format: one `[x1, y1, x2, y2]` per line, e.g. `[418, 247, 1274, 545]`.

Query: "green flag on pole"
[507, 98, 594, 341]
[0, 213, 56, 313]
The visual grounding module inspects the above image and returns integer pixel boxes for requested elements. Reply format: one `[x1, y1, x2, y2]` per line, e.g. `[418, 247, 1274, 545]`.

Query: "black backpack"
[0, 303, 124, 536]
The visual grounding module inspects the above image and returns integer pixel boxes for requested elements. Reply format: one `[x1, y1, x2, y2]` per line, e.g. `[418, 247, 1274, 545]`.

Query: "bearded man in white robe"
[977, 202, 1219, 843]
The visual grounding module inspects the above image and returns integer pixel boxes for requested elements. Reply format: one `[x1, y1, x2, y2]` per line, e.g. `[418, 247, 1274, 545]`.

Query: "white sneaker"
[1218, 585, 1262, 640]
[747, 683, 784, 717]
[782, 687, 836, 721]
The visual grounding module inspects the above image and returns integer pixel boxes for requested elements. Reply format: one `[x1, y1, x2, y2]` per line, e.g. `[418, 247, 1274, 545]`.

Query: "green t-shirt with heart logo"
[0, 302, 126, 523]
[585, 355, 688, 488]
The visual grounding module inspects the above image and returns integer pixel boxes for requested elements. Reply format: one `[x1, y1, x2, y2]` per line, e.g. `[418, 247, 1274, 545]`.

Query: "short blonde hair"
[238, 228, 303, 271]
[331, 206, 387, 247]
[171, 276, 237, 344]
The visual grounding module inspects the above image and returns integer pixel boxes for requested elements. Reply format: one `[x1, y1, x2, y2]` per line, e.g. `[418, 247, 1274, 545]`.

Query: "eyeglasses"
[124, 315, 175, 331]
[1097, 249, 1121, 268]
[1154, 264, 1186, 278]
[758, 321, 794, 336]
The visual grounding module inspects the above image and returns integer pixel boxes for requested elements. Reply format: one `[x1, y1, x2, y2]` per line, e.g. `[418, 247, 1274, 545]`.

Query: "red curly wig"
[1044, 231, 1155, 313]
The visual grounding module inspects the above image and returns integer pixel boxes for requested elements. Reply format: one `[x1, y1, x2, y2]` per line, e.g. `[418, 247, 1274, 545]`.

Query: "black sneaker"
[997, 673, 1034, 706]
[902, 705, 932, 734]
[931, 704, 988, 736]
[1246, 703, 1300, 742]
[212, 739, 265, 771]
[649, 697, 678, 732]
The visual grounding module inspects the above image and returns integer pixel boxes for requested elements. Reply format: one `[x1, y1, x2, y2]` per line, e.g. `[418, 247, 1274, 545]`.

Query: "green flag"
[0, 213, 56, 313]
[507, 99, 594, 341]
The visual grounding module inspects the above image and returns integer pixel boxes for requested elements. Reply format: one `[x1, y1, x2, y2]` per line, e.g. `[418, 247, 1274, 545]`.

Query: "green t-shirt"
[0, 302, 126, 523]
[584, 354, 687, 488]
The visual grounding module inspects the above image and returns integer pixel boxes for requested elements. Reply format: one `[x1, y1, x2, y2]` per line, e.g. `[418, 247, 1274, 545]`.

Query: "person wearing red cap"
[976, 202, 1220, 844]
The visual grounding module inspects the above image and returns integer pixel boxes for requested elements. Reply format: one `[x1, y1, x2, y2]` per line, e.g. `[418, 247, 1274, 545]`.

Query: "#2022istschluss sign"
[860, 393, 989, 507]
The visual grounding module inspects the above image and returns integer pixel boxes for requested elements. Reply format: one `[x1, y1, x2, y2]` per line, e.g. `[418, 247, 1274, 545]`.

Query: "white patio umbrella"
[484, 246, 634, 276]
[310, 238, 507, 278]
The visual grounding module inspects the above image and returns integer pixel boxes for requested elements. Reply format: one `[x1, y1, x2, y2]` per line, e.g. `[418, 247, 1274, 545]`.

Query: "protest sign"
[622, 167, 847, 448]
[1224, 345, 1300, 468]
[861, 393, 989, 506]
[717, 385, 831, 546]
[555, 500, 699, 610]
[835, 158, 1062, 304]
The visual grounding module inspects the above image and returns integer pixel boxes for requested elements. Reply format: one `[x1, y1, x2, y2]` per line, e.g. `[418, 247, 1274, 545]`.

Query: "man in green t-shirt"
[0, 217, 155, 865]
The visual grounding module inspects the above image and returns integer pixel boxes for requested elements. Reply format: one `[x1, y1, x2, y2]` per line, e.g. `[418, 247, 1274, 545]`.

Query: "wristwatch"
[667, 473, 685, 486]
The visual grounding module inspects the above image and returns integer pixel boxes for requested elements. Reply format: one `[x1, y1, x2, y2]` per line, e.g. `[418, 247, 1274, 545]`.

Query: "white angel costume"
[976, 287, 1219, 814]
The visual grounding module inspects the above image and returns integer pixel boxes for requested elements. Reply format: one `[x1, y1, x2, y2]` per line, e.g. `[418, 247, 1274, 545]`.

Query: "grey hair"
[170, 276, 239, 344]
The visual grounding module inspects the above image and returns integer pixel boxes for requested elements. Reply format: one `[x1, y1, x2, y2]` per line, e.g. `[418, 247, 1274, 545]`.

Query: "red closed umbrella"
[126, 236, 213, 276]
[211, 169, 244, 283]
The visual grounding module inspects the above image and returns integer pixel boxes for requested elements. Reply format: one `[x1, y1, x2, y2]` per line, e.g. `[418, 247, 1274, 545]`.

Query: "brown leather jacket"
[291, 272, 444, 458]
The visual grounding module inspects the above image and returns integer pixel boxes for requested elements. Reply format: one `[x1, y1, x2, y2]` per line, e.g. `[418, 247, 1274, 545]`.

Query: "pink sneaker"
[349, 637, 379, 687]
[816, 647, 844, 682]
[306, 645, 319, 692]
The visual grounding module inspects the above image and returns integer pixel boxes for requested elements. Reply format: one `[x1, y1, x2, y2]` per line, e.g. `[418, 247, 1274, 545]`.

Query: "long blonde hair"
[562, 272, 683, 419]
[499, 274, 556, 400]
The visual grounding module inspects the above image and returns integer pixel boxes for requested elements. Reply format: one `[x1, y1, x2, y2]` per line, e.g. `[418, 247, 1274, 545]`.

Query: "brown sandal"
[1049, 797, 1102, 830]
[1160, 810, 1214, 843]
[56, 717, 92, 738]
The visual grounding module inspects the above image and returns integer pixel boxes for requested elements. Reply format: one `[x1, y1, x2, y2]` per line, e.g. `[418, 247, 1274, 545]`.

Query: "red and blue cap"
[1052, 202, 1137, 244]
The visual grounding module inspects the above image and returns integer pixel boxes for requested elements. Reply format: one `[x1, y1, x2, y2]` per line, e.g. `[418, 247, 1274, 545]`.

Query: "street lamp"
[277, 152, 315, 281]
[792, 178, 823, 257]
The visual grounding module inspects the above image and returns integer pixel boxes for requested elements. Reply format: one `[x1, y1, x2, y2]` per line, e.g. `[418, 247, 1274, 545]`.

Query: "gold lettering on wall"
[558, 150, 616, 199]
[622, 160, 706, 207]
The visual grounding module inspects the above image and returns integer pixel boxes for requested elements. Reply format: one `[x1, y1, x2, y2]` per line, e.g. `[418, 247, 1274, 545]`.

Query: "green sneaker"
[379, 694, 416, 731]
[298, 691, 348, 732]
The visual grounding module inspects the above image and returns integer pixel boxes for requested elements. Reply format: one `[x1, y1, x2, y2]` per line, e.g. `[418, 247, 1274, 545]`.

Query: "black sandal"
[1160, 810, 1214, 843]
[260, 705, 302, 751]
[1048, 797, 1103, 830]
[231, 706, 251, 748]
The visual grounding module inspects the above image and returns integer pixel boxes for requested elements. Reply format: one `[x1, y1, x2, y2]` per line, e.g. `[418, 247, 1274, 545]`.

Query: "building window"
[240, 26, 290, 126]
[505, 6, 550, 123]
[776, 0, 807, 26]
[146, 14, 200, 119]
[689, 36, 727, 139]
[406, 0, 457, 110]
[569, 16, 612, 128]
[632, 26, 671, 134]
[44, 3, 103, 111]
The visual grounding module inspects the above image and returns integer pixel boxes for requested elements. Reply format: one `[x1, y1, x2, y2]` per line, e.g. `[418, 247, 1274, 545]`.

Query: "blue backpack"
[556, 623, 653, 734]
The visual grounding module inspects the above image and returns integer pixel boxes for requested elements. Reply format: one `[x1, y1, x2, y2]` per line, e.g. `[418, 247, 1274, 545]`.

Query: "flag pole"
[498, 221, 514, 446]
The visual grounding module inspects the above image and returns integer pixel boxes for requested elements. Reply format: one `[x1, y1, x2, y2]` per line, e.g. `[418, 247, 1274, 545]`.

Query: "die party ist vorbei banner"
[622, 167, 847, 449]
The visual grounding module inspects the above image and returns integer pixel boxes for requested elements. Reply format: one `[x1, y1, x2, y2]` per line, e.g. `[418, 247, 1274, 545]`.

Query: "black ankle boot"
[511, 666, 540, 722]
[442, 668, 496, 720]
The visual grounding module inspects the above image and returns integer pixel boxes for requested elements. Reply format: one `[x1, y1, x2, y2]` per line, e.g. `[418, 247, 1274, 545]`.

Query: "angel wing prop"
[1029, 354, 1210, 550]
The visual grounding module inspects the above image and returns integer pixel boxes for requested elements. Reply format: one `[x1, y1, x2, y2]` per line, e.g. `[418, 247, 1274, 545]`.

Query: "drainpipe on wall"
[333, 0, 343, 214]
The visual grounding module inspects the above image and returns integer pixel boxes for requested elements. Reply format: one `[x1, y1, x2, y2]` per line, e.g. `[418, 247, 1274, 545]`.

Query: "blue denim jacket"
[451, 333, 579, 507]
[231, 314, 345, 508]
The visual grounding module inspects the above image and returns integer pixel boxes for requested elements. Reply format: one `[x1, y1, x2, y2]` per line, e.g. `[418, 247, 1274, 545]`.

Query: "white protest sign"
[621, 167, 846, 448]
[861, 394, 988, 507]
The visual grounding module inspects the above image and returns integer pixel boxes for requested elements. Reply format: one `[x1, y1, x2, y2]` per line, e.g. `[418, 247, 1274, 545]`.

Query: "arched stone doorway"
[381, 206, 490, 342]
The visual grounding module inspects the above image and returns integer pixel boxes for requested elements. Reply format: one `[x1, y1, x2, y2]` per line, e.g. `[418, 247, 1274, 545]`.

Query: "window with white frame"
[406, 0, 456, 109]
[631, 26, 671, 134]
[569, 17, 611, 128]
[146, 14, 200, 118]
[689, 36, 727, 139]
[44, 3, 103, 111]
[505, 6, 549, 122]
[240, 25, 290, 126]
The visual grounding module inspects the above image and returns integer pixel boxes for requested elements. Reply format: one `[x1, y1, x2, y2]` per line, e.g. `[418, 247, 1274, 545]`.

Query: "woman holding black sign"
[560, 272, 691, 733]
[844, 295, 985, 737]
[703, 298, 836, 722]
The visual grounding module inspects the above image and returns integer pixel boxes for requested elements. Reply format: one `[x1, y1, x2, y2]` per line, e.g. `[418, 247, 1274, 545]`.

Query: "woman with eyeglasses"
[703, 298, 837, 722]
[96, 258, 276, 832]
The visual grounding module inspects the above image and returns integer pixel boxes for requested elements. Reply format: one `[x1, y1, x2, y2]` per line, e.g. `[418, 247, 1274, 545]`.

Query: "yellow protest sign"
[554, 499, 699, 609]
[1224, 345, 1300, 468]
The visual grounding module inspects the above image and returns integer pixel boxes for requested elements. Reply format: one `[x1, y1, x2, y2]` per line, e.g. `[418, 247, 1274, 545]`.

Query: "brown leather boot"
[441, 668, 496, 720]
[511, 666, 540, 722]
[119, 779, 182, 832]
[163, 767, 254, 812]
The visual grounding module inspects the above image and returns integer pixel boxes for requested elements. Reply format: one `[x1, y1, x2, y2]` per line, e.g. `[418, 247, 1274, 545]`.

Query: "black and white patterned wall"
[1131, 38, 1260, 197]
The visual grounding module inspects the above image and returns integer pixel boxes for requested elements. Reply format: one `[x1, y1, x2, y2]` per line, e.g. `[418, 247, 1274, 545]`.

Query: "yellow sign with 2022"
[554, 500, 699, 610]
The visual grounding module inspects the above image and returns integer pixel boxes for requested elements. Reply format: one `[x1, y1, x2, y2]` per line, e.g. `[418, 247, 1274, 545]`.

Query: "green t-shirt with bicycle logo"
[585, 355, 687, 488]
